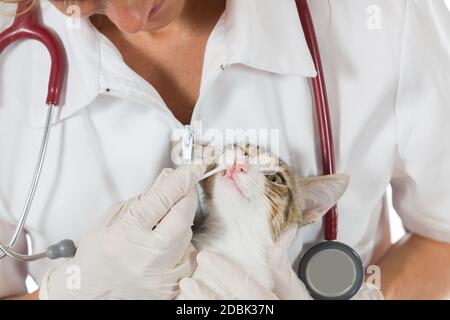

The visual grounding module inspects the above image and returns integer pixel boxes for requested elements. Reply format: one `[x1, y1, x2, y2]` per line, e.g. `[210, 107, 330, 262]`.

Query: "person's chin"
[143, 1, 184, 32]
[142, 19, 174, 32]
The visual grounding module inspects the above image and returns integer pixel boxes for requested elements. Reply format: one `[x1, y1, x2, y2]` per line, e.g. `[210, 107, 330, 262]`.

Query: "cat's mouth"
[226, 178, 249, 201]
[221, 167, 251, 201]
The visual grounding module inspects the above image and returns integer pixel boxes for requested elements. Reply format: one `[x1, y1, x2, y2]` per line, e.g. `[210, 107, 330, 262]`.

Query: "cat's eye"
[266, 173, 286, 185]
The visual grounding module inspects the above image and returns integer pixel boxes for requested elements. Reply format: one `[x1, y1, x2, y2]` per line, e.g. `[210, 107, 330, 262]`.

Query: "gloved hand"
[180, 227, 383, 300]
[39, 164, 206, 300]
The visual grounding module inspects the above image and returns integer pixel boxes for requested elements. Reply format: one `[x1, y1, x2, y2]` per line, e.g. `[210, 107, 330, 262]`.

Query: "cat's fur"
[187, 143, 349, 296]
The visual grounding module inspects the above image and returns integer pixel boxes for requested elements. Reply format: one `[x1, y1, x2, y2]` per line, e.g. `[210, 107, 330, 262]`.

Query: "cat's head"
[201, 143, 350, 241]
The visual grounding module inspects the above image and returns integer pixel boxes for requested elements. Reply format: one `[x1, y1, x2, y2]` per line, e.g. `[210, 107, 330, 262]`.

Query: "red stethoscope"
[0, 1, 75, 263]
[296, 0, 364, 300]
[0, 0, 363, 300]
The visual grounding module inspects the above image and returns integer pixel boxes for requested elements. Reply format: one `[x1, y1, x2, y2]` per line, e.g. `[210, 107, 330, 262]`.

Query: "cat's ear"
[296, 174, 349, 226]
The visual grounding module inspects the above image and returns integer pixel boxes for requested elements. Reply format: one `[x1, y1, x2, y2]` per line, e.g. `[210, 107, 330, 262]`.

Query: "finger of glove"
[126, 164, 206, 229]
[148, 226, 196, 270]
[154, 188, 198, 241]
[179, 278, 223, 300]
[271, 265, 312, 300]
[105, 169, 172, 232]
[136, 244, 198, 300]
[196, 251, 278, 300]
[351, 283, 384, 300]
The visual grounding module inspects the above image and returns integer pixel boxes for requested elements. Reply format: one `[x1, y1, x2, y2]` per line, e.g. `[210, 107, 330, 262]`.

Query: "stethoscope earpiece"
[298, 241, 364, 300]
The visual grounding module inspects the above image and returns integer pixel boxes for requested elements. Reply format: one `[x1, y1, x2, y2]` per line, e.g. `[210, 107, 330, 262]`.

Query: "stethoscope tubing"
[295, 0, 338, 241]
[0, 106, 55, 262]
[0, 0, 67, 262]
[296, 1, 364, 300]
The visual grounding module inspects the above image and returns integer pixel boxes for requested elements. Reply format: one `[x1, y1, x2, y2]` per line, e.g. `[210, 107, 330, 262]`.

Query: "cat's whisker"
[239, 176, 264, 195]
[200, 164, 232, 181]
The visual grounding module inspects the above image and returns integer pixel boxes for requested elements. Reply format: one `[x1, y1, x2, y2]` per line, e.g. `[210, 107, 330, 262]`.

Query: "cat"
[179, 143, 349, 298]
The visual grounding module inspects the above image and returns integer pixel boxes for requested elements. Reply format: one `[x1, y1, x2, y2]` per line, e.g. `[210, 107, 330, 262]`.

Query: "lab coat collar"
[31, 1, 170, 128]
[30, 0, 317, 128]
[29, 1, 100, 128]
[224, 0, 317, 77]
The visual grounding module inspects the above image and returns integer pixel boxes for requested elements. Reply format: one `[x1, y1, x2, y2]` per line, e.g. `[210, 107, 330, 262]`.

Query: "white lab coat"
[0, 0, 449, 297]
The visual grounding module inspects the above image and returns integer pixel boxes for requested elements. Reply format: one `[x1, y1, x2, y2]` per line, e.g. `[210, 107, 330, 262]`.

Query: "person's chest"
[95, 30, 207, 126]
[90, 0, 225, 126]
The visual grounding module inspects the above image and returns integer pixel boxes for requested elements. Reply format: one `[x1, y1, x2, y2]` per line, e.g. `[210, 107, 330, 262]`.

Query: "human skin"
[4, 0, 450, 300]
[375, 234, 450, 299]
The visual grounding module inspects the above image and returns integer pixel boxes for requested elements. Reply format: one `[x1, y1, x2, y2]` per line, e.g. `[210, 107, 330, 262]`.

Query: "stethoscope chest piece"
[298, 241, 364, 300]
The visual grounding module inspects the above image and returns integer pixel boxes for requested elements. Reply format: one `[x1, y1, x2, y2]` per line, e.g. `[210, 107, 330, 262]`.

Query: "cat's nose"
[224, 164, 249, 178]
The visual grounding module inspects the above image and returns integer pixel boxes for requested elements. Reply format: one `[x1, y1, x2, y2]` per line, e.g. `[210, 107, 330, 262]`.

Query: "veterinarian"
[1, 0, 449, 300]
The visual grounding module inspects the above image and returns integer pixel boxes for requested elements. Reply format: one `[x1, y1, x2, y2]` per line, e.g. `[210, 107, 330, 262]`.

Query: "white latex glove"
[39, 164, 206, 300]
[180, 227, 383, 300]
